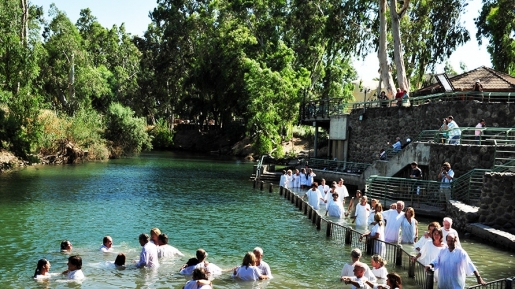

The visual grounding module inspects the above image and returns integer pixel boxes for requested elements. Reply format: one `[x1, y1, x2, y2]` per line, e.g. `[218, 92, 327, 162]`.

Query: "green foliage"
[104, 102, 152, 157]
[149, 118, 174, 149]
[476, 0, 515, 74]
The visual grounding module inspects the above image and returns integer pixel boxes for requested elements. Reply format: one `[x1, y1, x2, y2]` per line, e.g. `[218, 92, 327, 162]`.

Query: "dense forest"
[0, 0, 514, 161]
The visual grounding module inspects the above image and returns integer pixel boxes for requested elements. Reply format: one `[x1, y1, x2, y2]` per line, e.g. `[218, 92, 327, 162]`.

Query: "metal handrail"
[309, 158, 371, 174]
[414, 127, 515, 145]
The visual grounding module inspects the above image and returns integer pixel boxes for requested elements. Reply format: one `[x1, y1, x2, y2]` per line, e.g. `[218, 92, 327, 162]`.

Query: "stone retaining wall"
[478, 172, 515, 235]
[347, 101, 515, 164]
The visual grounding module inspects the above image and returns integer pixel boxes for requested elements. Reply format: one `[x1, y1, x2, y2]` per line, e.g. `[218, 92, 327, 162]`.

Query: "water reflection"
[0, 152, 512, 288]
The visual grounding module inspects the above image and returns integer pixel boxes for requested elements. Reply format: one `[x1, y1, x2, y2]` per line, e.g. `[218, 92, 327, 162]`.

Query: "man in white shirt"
[426, 233, 486, 289]
[136, 233, 159, 268]
[340, 248, 376, 283]
[336, 178, 349, 201]
[157, 233, 184, 258]
[253, 247, 273, 278]
[99, 236, 113, 252]
[383, 201, 405, 243]
[341, 261, 371, 289]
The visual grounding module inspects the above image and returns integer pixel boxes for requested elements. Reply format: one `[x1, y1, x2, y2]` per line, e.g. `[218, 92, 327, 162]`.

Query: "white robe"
[431, 247, 478, 289]
[326, 198, 344, 218]
[355, 203, 370, 228]
[305, 189, 322, 210]
[370, 223, 386, 256]
[234, 265, 262, 281]
[383, 210, 405, 243]
[400, 217, 417, 244]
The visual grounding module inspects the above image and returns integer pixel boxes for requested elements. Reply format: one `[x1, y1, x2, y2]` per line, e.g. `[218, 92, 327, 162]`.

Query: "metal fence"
[414, 127, 515, 146]
[264, 184, 515, 289]
[308, 158, 371, 174]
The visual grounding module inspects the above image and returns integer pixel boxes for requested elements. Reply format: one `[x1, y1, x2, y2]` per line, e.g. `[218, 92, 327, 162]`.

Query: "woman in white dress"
[353, 196, 370, 228]
[306, 168, 315, 187]
[362, 213, 386, 256]
[400, 207, 418, 244]
[412, 228, 447, 280]
[183, 268, 212, 289]
[233, 252, 269, 281]
[325, 193, 344, 218]
[299, 168, 307, 189]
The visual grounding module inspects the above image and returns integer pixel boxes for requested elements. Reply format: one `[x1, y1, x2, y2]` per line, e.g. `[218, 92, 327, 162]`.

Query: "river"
[0, 151, 513, 288]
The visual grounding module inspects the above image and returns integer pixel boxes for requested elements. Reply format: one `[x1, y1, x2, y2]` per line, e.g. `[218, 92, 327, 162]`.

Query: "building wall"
[346, 101, 515, 164]
[478, 173, 515, 235]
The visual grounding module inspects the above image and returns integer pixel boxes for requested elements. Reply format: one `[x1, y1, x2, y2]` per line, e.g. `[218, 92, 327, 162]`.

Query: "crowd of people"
[279, 173, 488, 289]
[32, 228, 274, 288]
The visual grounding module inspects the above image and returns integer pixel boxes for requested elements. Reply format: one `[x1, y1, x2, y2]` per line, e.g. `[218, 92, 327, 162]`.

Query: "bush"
[104, 103, 152, 157]
[149, 118, 173, 149]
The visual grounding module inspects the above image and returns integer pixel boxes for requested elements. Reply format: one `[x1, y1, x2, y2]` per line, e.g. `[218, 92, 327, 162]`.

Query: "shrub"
[149, 118, 173, 149]
[104, 103, 152, 157]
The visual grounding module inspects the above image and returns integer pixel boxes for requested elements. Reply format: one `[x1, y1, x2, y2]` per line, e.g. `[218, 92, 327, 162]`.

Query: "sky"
[32, 0, 492, 85]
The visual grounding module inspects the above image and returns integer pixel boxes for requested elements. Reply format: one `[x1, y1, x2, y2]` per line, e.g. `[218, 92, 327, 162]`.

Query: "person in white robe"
[253, 247, 273, 278]
[383, 201, 405, 243]
[318, 178, 330, 206]
[233, 252, 269, 281]
[136, 233, 159, 268]
[400, 207, 418, 244]
[361, 213, 386, 256]
[340, 248, 377, 283]
[426, 233, 486, 289]
[157, 233, 184, 258]
[325, 193, 344, 218]
[303, 183, 323, 210]
[354, 196, 371, 228]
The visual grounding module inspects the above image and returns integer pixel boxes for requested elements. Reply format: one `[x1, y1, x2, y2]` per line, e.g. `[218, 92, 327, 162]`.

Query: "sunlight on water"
[0, 151, 512, 289]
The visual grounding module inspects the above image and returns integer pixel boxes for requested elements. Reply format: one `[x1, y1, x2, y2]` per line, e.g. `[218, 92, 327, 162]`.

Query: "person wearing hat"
[341, 261, 372, 288]
[340, 248, 376, 283]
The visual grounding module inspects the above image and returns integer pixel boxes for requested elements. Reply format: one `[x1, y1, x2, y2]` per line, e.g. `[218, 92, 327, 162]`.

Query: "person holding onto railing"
[360, 213, 385, 256]
[426, 232, 486, 288]
[443, 116, 461, 144]
[438, 162, 454, 210]
[475, 119, 486, 145]
[391, 137, 402, 152]
[409, 162, 422, 207]
[378, 91, 388, 108]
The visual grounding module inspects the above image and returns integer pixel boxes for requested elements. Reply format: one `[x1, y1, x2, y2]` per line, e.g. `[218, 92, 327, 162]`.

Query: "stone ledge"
[466, 223, 515, 251]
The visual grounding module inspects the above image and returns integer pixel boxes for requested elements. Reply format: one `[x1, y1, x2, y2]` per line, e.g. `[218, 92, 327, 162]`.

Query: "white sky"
[32, 0, 492, 84]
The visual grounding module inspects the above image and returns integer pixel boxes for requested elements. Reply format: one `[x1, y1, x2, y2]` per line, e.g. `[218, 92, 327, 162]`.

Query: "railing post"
[279, 186, 283, 196]
[345, 229, 352, 245]
[396, 245, 403, 266]
[316, 215, 321, 230]
[299, 197, 303, 211]
[312, 211, 317, 224]
[269, 183, 273, 193]
[304, 203, 308, 215]
[505, 278, 513, 289]
[425, 269, 435, 289]
[291, 193, 295, 204]
[408, 258, 415, 278]
[366, 238, 373, 256]
[253, 179, 257, 189]
[286, 190, 290, 200]
[326, 221, 332, 237]
[260, 181, 264, 191]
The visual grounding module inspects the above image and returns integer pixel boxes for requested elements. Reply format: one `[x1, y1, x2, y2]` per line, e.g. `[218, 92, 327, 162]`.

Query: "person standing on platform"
[306, 168, 316, 187]
[391, 137, 402, 152]
[475, 119, 486, 144]
[383, 201, 405, 243]
[443, 116, 461, 144]
[300, 168, 307, 189]
[426, 233, 486, 289]
[292, 169, 301, 188]
[279, 170, 287, 188]
[438, 162, 454, 210]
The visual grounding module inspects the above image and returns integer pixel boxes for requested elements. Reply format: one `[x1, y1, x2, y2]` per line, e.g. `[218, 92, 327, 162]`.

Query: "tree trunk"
[389, 0, 410, 91]
[378, 0, 396, 98]
[20, 0, 28, 46]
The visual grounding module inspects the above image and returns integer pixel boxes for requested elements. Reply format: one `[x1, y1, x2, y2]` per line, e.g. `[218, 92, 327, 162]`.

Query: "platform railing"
[270, 185, 515, 289]
[308, 158, 371, 174]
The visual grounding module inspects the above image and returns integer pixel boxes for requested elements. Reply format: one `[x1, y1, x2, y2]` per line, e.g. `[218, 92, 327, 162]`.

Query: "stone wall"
[478, 173, 515, 235]
[347, 101, 515, 164]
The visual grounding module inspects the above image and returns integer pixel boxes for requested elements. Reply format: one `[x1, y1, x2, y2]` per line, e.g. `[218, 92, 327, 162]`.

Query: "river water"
[0, 152, 513, 289]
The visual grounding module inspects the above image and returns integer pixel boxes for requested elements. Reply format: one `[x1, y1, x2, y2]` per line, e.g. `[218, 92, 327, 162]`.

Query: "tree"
[389, 0, 410, 91]
[378, 0, 396, 97]
[476, 0, 515, 74]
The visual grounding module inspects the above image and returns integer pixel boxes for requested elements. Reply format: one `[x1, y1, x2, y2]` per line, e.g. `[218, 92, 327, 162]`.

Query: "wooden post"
[425, 269, 434, 289]
[308, 206, 312, 219]
[269, 183, 273, 193]
[304, 202, 308, 215]
[345, 229, 352, 245]
[366, 238, 373, 256]
[299, 198, 303, 211]
[312, 211, 317, 224]
[260, 181, 264, 191]
[505, 278, 513, 289]
[253, 179, 257, 189]
[316, 215, 321, 230]
[279, 186, 283, 196]
[396, 245, 403, 266]
[408, 258, 415, 278]
[326, 221, 332, 237]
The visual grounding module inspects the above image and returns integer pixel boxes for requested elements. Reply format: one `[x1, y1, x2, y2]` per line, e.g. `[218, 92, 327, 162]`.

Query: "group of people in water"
[281, 173, 488, 289]
[33, 228, 273, 288]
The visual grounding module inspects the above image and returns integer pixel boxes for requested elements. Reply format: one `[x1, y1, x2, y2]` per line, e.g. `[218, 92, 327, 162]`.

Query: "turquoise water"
[0, 152, 513, 288]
